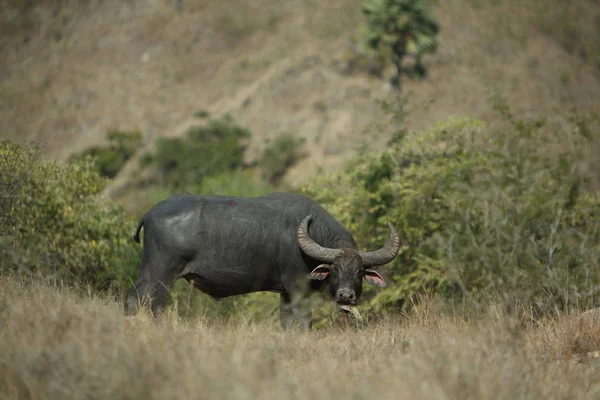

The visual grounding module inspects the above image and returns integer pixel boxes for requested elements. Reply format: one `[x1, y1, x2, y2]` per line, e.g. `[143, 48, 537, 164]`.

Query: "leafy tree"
[361, 0, 439, 91]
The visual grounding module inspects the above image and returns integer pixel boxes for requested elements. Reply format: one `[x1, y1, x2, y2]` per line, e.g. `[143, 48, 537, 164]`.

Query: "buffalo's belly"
[181, 262, 283, 299]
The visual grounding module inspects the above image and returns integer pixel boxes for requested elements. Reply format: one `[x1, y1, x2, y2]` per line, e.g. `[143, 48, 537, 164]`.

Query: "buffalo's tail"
[133, 218, 144, 243]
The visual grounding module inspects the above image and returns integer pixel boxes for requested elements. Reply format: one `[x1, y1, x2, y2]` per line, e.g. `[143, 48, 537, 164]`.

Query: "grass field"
[2, 276, 600, 399]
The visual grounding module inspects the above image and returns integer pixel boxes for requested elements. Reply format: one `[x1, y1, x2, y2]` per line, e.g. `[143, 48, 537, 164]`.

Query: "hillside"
[1, 0, 599, 195]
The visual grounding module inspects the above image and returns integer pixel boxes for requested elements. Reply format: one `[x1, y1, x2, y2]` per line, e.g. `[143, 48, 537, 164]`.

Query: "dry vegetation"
[2, 275, 600, 399]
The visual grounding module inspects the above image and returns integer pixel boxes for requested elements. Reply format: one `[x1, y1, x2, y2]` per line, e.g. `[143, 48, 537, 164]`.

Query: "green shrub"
[133, 169, 274, 220]
[199, 170, 274, 198]
[0, 140, 141, 292]
[194, 109, 210, 119]
[361, 0, 439, 90]
[259, 134, 306, 185]
[144, 114, 250, 189]
[69, 129, 142, 179]
[302, 99, 600, 316]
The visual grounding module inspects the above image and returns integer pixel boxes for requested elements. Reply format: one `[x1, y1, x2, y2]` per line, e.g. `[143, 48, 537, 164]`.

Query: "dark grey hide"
[124, 192, 400, 329]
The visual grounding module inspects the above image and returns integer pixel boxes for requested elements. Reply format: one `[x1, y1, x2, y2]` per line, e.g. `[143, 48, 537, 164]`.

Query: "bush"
[0, 140, 141, 292]
[69, 129, 142, 179]
[143, 114, 250, 189]
[133, 169, 274, 219]
[199, 170, 274, 198]
[194, 109, 210, 119]
[302, 98, 600, 316]
[259, 134, 306, 185]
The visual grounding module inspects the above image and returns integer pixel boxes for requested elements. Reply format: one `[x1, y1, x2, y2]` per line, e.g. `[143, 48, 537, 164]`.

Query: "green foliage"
[259, 134, 306, 185]
[134, 170, 274, 220]
[361, 0, 439, 88]
[200, 170, 274, 198]
[69, 129, 142, 179]
[0, 140, 141, 291]
[194, 109, 210, 119]
[302, 99, 600, 316]
[143, 114, 250, 189]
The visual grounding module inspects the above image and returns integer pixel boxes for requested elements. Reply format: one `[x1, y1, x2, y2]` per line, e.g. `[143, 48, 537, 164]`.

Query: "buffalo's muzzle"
[335, 288, 357, 305]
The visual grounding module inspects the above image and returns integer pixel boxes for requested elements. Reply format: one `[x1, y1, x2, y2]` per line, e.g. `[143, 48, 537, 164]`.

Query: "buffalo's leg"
[280, 293, 294, 330]
[125, 276, 146, 316]
[125, 251, 184, 317]
[279, 291, 312, 331]
[297, 293, 313, 330]
[125, 275, 176, 317]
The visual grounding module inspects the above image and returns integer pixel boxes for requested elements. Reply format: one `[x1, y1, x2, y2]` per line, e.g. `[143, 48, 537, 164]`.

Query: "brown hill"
[2, 0, 599, 194]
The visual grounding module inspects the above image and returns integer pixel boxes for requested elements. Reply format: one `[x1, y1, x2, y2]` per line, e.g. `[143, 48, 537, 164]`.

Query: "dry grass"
[2, 276, 600, 399]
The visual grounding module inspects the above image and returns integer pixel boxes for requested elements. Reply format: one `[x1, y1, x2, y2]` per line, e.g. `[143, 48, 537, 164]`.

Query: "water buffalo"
[124, 192, 400, 329]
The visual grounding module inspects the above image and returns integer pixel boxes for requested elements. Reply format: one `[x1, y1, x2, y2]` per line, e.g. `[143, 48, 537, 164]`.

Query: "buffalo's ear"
[363, 269, 387, 288]
[307, 264, 331, 280]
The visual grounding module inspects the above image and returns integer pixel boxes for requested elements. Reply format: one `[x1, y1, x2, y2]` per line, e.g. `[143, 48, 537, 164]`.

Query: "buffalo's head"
[297, 215, 399, 310]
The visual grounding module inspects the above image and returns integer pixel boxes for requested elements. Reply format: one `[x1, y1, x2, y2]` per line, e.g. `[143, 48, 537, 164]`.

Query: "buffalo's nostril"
[336, 289, 356, 304]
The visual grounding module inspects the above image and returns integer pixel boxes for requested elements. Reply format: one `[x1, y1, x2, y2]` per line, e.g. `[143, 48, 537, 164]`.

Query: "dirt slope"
[1, 0, 599, 191]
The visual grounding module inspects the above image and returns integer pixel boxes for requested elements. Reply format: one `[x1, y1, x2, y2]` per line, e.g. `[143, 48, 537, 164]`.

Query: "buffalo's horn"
[297, 215, 343, 262]
[359, 221, 400, 266]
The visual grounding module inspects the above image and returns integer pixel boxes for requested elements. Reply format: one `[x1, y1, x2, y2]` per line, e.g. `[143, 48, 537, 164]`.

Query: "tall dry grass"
[1, 275, 600, 400]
